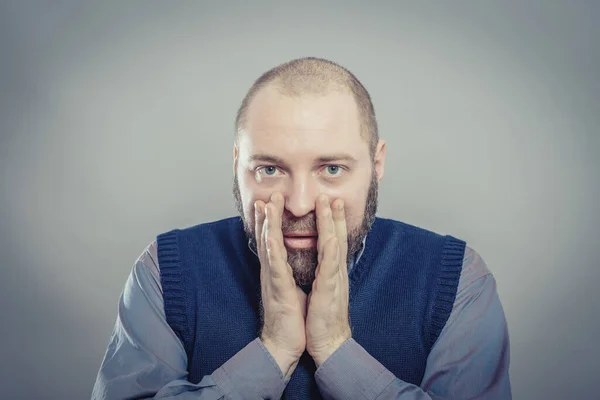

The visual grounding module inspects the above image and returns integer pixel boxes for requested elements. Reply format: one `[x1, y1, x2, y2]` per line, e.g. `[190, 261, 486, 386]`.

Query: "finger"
[264, 202, 288, 279]
[316, 194, 335, 261]
[255, 200, 270, 288]
[266, 192, 286, 253]
[317, 236, 340, 281]
[270, 191, 285, 214]
[265, 233, 279, 273]
[265, 227, 293, 282]
[254, 200, 266, 256]
[331, 198, 348, 267]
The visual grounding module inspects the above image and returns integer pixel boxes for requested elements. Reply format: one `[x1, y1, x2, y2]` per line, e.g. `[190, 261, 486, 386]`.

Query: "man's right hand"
[255, 192, 307, 380]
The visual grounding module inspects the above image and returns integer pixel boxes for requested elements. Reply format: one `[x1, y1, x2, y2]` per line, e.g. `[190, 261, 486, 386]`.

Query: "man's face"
[233, 86, 384, 286]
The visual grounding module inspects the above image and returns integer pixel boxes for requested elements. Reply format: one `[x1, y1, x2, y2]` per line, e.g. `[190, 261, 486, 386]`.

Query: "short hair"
[235, 57, 379, 159]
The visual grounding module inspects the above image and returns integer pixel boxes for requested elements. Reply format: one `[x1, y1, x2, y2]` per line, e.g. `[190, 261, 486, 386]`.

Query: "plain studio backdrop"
[1, 2, 598, 399]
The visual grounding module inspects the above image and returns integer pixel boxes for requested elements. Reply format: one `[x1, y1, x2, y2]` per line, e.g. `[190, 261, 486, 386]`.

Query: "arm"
[91, 241, 288, 400]
[314, 246, 512, 400]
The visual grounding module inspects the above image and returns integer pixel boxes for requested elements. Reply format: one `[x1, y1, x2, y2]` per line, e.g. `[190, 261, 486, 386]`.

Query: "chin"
[287, 248, 318, 286]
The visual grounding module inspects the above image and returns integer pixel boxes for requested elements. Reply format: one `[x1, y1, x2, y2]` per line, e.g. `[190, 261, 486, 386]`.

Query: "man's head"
[232, 57, 386, 286]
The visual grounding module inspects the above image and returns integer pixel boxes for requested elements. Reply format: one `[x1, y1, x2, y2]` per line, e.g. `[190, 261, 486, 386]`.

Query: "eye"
[263, 166, 277, 175]
[257, 166, 281, 176]
[324, 165, 343, 176]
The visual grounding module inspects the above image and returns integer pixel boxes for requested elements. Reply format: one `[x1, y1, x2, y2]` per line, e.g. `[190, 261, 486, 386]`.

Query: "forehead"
[238, 86, 368, 160]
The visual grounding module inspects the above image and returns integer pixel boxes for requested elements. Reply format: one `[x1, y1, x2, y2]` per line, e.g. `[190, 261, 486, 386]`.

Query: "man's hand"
[306, 194, 352, 367]
[256, 192, 308, 380]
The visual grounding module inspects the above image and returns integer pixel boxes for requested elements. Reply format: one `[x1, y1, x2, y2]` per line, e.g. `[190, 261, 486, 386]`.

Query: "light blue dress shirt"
[92, 237, 511, 399]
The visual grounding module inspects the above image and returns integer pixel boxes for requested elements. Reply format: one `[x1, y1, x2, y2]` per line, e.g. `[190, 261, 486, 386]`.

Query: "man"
[92, 57, 511, 399]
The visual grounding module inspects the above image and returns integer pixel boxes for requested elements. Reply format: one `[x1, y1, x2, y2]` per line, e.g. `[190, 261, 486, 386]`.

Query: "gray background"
[1, 1, 598, 399]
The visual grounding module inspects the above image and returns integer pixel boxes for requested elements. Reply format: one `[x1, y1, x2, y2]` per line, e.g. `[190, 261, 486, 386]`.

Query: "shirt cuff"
[211, 337, 287, 400]
[315, 338, 396, 400]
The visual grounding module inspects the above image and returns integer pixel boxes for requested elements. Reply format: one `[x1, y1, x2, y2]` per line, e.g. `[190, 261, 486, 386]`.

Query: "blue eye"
[262, 166, 277, 175]
[326, 165, 341, 175]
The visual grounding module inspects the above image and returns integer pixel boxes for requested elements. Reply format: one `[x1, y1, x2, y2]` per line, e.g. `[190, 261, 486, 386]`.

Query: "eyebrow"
[248, 153, 358, 165]
[248, 154, 285, 164]
[316, 154, 358, 163]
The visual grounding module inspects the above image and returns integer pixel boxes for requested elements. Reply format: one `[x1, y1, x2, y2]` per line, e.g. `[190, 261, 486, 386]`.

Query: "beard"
[232, 169, 378, 288]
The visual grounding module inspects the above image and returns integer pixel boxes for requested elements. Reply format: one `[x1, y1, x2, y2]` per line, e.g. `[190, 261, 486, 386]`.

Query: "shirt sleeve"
[314, 245, 512, 400]
[91, 241, 288, 400]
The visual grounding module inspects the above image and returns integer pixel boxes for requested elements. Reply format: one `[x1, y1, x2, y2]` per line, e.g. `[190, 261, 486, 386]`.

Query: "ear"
[233, 144, 239, 176]
[374, 139, 386, 182]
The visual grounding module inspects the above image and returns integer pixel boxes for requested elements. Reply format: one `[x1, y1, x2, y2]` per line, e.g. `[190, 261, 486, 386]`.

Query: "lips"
[283, 234, 318, 249]
[283, 233, 317, 238]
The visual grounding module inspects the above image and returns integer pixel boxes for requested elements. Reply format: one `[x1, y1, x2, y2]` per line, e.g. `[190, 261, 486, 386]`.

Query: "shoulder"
[131, 239, 161, 292]
[164, 216, 242, 232]
[372, 217, 467, 257]
[458, 245, 492, 293]
[156, 216, 243, 241]
[132, 218, 240, 288]
[373, 217, 467, 251]
[373, 217, 491, 283]
[152, 216, 248, 272]
[155, 216, 244, 254]
[373, 217, 447, 240]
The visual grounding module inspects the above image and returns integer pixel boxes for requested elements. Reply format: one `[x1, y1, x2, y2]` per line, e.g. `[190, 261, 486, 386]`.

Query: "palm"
[305, 287, 330, 348]
[295, 285, 308, 318]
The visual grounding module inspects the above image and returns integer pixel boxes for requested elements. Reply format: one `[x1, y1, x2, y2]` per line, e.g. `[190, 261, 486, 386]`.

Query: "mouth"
[283, 233, 318, 249]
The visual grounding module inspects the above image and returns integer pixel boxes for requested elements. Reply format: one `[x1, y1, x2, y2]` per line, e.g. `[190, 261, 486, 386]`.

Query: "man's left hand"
[305, 194, 352, 367]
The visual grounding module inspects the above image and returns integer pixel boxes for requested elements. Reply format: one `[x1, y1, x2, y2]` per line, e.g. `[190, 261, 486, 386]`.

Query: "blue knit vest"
[156, 216, 465, 399]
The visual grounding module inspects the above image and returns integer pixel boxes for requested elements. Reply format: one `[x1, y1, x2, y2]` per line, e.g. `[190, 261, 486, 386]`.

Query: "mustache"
[281, 213, 317, 235]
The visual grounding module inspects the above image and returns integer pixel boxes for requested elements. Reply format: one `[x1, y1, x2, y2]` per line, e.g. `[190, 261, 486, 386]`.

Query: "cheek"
[342, 203, 364, 231]
[239, 173, 274, 213]
[336, 190, 368, 229]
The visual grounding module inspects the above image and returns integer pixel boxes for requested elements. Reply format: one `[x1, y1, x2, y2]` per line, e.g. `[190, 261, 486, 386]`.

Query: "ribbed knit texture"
[157, 216, 465, 399]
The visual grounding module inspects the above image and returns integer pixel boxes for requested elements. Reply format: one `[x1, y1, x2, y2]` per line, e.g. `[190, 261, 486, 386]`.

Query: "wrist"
[310, 337, 350, 367]
[261, 338, 302, 379]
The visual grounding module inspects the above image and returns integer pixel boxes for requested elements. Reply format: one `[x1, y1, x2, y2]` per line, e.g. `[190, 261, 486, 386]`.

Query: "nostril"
[283, 203, 315, 219]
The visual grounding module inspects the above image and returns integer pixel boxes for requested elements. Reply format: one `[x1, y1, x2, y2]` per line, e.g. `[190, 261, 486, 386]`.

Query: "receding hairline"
[234, 57, 379, 158]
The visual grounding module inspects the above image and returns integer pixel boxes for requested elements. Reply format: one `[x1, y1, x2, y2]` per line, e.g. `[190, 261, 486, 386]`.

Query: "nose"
[284, 175, 318, 218]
